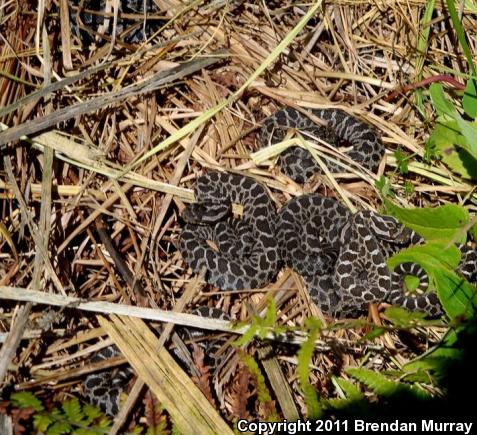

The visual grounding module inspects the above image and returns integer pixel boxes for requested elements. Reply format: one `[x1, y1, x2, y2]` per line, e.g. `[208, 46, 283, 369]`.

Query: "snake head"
[363, 211, 415, 245]
[182, 201, 231, 224]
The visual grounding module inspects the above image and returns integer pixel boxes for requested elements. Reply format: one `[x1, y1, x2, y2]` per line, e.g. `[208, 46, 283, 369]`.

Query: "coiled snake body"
[259, 108, 385, 182]
[85, 108, 476, 414]
[66, 0, 476, 416]
[277, 195, 445, 317]
[180, 108, 476, 318]
[180, 171, 279, 290]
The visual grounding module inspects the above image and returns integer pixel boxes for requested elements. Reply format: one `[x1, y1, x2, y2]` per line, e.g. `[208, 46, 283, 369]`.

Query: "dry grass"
[1, 0, 476, 431]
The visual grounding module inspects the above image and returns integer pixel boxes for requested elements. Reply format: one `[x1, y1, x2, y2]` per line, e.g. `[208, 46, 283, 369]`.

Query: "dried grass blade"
[98, 315, 234, 434]
[127, 0, 324, 171]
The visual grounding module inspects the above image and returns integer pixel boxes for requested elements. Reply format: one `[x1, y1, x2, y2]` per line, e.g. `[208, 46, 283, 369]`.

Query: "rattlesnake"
[63, 0, 475, 416]
[180, 171, 280, 290]
[84, 172, 277, 413]
[277, 194, 446, 317]
[85, 108, 475, 414]
[180, 108, 476, 318]
[259, 108, 385, 182]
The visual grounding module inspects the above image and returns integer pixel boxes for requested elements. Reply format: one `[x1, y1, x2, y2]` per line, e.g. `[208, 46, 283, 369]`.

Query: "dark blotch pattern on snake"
[259, 108, 476, 317]
[180, 171, 279, 290]
[85, 105, 477, 416]
[180, 109, 476, 318]
[277, 194, 472, 317]
[259, 108, 385, 182]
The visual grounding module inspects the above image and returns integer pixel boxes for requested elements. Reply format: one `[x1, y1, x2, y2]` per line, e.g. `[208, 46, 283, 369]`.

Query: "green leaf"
[375, 175, 394, 198]
[346, 368, 399, 397]
[430, 83, 457, 116]
[360, 325, 387, 341]
[129, 425, 144, 435]
[428, 121, 477, 180]
[74, 429, 108, 435]
[432, 267, 476, 319]
[398, 368, 438, 383]
[34, 413, 54, 432]
[146, 421, 168, 435]
[81, 403, 103, 424]
[46, 420, 72, 435]
[394, 146, 409, 174]
[387, 242, 476, 319]
[386, 241, 458, 278]
[233, 298, 285, 345]
[405, 354, 459, 375]
[463, 78, 477, 118]
[346, 368, 430, 400]
[424, 137, 439, 162]
[453, 117, 477, 160]
[404, 275, 421, 292]
[324, 377, 367, 412]
[441, 327, 459, 347]
[384, 200, 469, 242]
[264, 297, 277, 327]
[383, 306, 433, 327]
[333, 378, 364, 402]
[10, 391, 44, 412]
[404, 328, 463, 374]
[96, 416, 112, 429]
[304, 316, 323, 330]
[297, 321, 323, 419]
[171, 423, 182, 435]
[232, 323, 257, 347]
[429, 83, 477, 159]
[404, 180, 414, 196]
[240, 353, 274, 406]
[62, 398, 84, 424]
